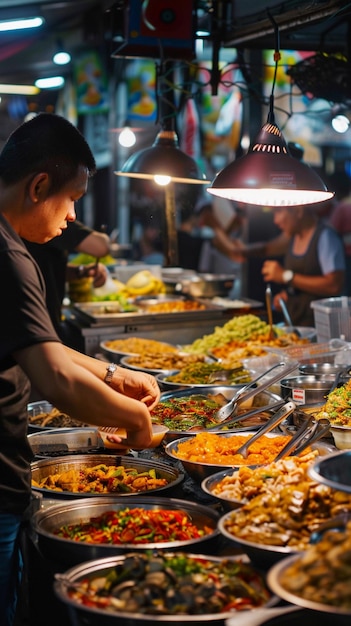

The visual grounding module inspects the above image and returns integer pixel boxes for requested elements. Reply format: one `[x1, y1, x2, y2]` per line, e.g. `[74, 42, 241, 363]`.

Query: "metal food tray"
[72, 298, 224, 326]
[28, 428, 104, 457]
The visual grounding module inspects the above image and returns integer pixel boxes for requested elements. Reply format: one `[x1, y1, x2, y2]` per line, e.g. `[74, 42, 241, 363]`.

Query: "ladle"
[213, 360, 297, 423]
[278, 297, 301, 337]
[233, 400, 296, 458]
[266, 284, 277, 340]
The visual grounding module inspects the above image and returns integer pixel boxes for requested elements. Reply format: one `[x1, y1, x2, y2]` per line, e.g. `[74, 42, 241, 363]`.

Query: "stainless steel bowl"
[31, 496, 220, 566]
[298, 362, 343, 376]
[164, 432, 288, 482]
[280, 375, 335, 405]
[267, 554, 351, 617]
[27, 400, 90, 432]
[54, 552, 276, 625]
[218, 510, 300, 569]
[201, 440, 336, 512]
[155, 386, 283, 443]
[100, 339, 177, 363]
[31, 454, 184, 499]
[308, 449, 351, 493]
[178, 273, 236, 298]
[120, 355, 179, 377]
[155, 373, 246, 391]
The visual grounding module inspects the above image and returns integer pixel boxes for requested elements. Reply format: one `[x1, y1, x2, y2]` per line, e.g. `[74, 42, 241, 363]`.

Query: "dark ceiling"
[0, 1, 348, 86]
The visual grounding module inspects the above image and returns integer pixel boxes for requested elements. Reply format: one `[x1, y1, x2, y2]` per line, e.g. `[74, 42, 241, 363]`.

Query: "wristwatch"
[282, 269, 294, 284]
[104, 363, 118, 385]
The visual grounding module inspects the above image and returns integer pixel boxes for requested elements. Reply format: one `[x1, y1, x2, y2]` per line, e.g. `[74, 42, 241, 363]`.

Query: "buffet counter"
[63, 300, 264, 355]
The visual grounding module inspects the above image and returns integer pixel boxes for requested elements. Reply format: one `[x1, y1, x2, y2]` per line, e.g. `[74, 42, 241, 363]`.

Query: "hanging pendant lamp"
[116, 127, 208, 185]
[115, 60, 209, 267]
[207, 13, 334, 207]
[207, 106, 333, 206]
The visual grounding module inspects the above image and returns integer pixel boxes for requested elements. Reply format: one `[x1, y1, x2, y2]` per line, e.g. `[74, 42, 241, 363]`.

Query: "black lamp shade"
[116, 130, 208, 184]
[208, 121, 334, 206]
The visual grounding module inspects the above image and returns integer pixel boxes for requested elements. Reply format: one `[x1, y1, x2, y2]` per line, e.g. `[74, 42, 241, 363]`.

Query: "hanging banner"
[74, 50, 109, 115]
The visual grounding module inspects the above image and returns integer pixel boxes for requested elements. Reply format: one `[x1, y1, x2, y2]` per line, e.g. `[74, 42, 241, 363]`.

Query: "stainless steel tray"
[72, 299, 224, 326]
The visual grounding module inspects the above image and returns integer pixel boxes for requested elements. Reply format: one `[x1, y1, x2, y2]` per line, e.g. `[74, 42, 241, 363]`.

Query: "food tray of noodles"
[31, 496, 221, 567]
[31, 455, 184, 500]
[119, 352, 207, 377]
[100, 337, 179, 362]
[150, 387, 284, 441]
[53, 551, 276, 626]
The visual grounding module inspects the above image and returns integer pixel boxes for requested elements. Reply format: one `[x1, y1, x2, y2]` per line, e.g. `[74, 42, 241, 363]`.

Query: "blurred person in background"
[23, 220, 110, 343]
[328, 171, 351, 295]
[211, 202, 345, 326]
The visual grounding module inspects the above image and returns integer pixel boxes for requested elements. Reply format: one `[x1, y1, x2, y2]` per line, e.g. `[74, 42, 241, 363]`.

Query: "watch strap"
[104, 363, 118, 384]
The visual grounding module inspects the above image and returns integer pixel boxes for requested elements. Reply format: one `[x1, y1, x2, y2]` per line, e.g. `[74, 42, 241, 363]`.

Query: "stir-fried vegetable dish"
[151, 394, 225, 431]
[66, 552, 271, 615]
[32, 464, 169, 493]
[315, 378, 351, 427]
[54, 507, 214, 544]
[164, 362, 251, 385]
[279, 520, 351, 610]
[151, 394, 269, 431]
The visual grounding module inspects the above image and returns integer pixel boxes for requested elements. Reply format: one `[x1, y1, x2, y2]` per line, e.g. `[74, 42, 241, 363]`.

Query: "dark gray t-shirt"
[0, 213, 59, 514]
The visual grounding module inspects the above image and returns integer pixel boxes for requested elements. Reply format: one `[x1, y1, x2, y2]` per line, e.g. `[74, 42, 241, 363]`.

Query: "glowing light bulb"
[118, 126, 136, 147]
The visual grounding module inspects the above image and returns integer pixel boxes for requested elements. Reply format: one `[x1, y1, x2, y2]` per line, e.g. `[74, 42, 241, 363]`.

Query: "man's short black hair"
[0, 113, 96, 194]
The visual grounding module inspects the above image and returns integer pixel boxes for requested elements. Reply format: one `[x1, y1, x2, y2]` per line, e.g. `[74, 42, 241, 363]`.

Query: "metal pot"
[31, 496, 220, 567]
[280, 375, 335, 405]
[177, 273, 235, 298]
[31, 454, 184, 499]
[53, 552, 276, 626]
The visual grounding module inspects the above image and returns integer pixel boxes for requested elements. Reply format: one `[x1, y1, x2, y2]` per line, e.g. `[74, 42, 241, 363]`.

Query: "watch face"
[283, 270, 293, 283]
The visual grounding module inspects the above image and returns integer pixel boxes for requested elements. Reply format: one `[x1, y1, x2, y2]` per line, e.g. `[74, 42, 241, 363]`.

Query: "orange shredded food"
[173, 432, 294, 466]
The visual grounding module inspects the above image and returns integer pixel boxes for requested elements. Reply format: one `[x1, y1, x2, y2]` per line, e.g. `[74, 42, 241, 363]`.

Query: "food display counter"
[63, 298, 264, 356]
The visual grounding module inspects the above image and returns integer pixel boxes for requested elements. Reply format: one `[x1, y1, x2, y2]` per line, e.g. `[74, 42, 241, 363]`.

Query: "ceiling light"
[118, 126, 136, 148]
[207, 15, 333, 207]
[0, 17, 44, 31]
[35, 76, 65, 89]
[0, 84, 39, 95]
[53, 51, 71, 66]
[331, 114, 350, 134]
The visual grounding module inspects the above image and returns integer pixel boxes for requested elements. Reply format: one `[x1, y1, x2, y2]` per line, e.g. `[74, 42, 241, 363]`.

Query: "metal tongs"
[233, 400, 297, 458]
[273, 416, 331, 461]
[213, 360, 298, 423]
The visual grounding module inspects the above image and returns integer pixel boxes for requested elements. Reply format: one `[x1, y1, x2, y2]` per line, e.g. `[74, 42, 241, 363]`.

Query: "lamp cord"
[267, 10, 281, 125]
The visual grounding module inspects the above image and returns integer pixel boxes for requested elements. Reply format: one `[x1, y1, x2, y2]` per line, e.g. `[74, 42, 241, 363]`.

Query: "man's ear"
[28, 172, 50, 203]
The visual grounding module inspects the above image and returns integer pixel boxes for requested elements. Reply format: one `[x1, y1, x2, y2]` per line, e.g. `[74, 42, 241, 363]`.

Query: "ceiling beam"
[223, 0, 349, 49]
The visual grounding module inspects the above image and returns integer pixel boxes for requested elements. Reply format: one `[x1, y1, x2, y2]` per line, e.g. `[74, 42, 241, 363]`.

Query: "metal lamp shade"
[207, 121, 334, 206]
[116, 130, 208, 185]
